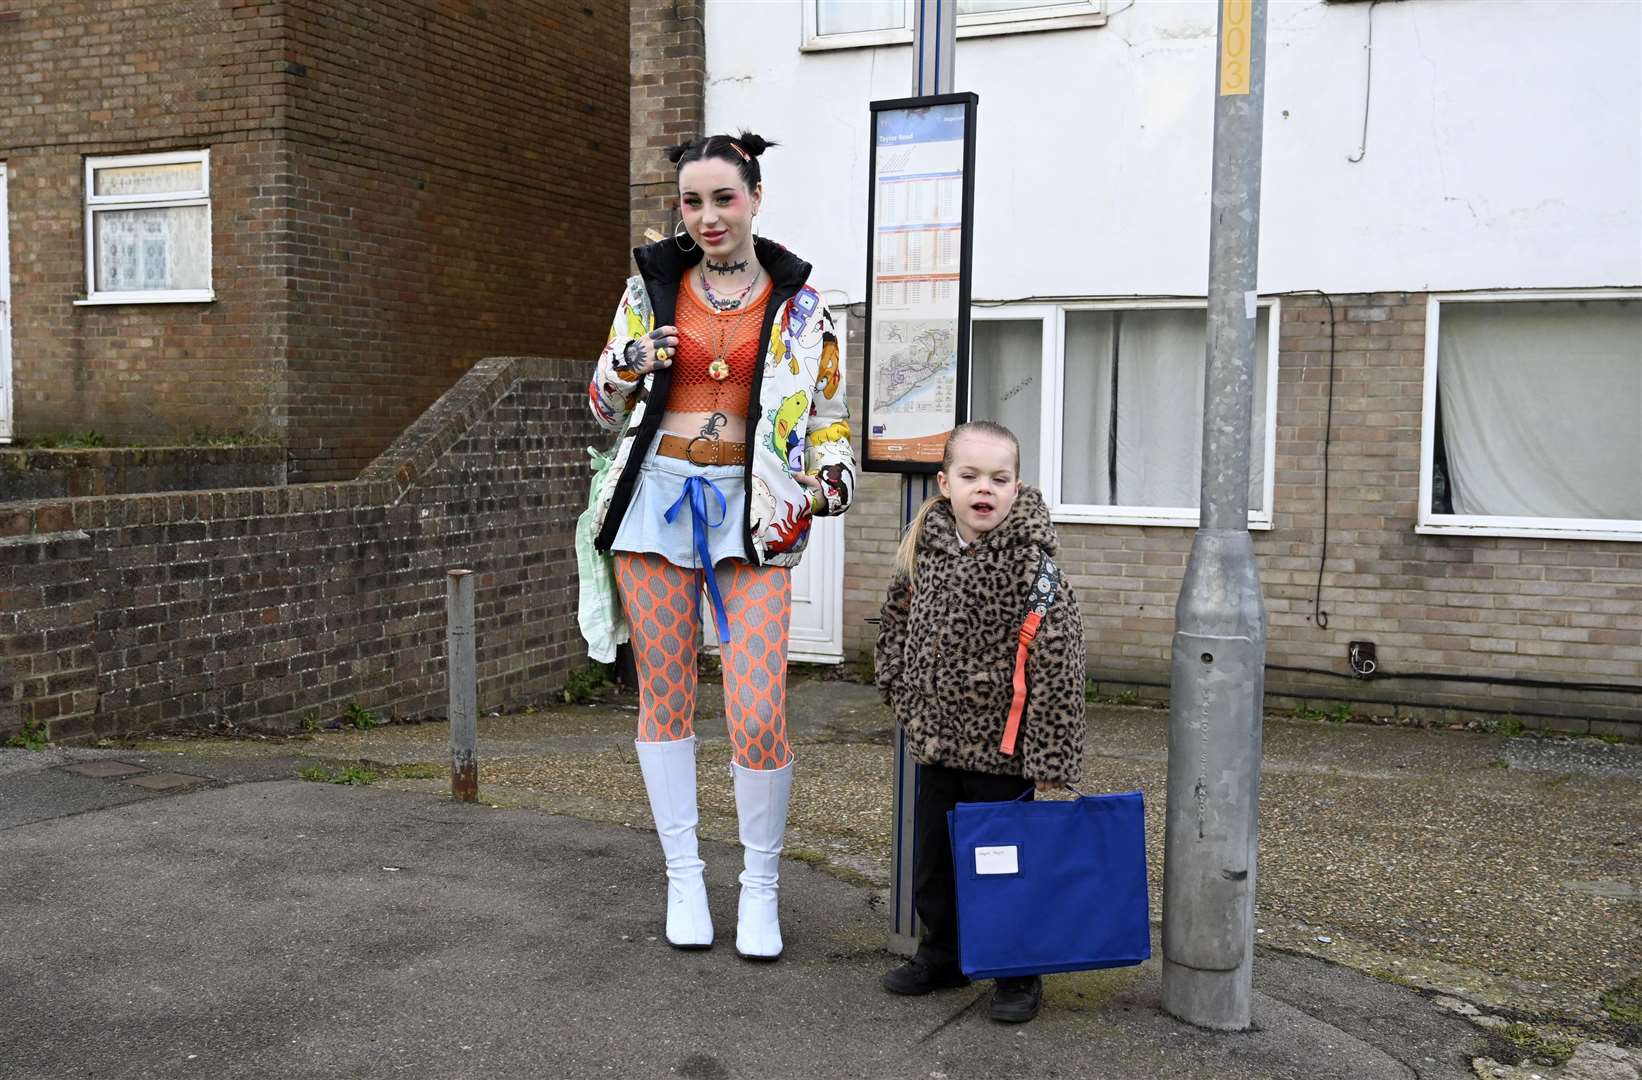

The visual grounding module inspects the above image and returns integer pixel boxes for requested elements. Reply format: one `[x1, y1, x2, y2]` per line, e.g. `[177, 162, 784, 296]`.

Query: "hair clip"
[726, 140, 752, 163]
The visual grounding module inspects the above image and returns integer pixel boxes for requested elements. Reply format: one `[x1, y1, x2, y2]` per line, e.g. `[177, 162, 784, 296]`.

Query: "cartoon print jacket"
[874, 488, 1087, 785]
[588, 236, 857, 568]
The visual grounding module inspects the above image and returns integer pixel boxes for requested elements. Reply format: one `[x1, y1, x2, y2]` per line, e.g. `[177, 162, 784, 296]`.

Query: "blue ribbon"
[664, 475, 732, 643]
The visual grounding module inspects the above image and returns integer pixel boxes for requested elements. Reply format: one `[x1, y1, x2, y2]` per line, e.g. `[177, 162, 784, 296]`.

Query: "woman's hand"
[794, 472, 826, 517]
[616, 326, 680, 376]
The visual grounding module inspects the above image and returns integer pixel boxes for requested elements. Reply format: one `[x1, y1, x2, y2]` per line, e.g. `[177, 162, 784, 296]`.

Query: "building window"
[969, 300, 1278, 529]
[1420, 293, 1641, 542]
[803, 0, 1105, 51]
[79, 150, 213, 305]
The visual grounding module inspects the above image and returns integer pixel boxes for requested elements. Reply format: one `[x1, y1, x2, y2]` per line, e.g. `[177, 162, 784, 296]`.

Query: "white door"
[702, 514, 845, 664]
[0, 164, 11, 443]
[786, 514, 845, 662]
[703, 312, 850, 664]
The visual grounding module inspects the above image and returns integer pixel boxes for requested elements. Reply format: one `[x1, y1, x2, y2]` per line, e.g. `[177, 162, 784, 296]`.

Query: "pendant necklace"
[702, 265, 761, 382]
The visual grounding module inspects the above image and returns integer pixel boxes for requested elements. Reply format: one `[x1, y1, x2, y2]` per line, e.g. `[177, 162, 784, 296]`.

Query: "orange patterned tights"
[613, 553, 793, 770]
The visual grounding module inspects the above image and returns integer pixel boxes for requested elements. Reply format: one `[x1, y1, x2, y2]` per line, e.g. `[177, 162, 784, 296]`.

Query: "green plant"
[1291, 704, 1326, 723]
[5, 719, 49, 751]
[301, 714, 321, 733]
[1598, 732, 1625, 745]
[562, 663, 612, 704]
[390, 763, 442, 780]
[344, 703, 379, 730]
[1329, 703, 1355, 725]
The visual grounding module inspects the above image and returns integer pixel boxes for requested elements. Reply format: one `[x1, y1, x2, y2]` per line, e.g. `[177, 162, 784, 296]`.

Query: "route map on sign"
[871, 320, 955, 415]
[866, 101, 967, 466]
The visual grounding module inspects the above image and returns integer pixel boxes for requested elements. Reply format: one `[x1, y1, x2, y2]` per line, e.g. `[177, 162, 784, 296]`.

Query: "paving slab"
[60, 761, 149, 779]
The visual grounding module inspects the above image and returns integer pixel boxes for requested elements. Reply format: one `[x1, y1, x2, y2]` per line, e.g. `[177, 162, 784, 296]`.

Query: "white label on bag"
[974, 845, 1019, 876]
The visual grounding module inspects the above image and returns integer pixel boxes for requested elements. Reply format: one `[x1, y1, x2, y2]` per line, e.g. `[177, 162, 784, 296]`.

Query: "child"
[874, 421, 1087, 1024]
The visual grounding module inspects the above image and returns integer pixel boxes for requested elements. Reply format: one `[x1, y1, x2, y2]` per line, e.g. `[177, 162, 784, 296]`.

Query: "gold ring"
[655, 347, 670, 362]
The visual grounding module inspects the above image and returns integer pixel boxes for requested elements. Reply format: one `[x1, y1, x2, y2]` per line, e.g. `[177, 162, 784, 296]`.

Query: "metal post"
[1160, 0, 1269, 1032]
[447, 569, 478, 803]
[888, 0, 958, 959]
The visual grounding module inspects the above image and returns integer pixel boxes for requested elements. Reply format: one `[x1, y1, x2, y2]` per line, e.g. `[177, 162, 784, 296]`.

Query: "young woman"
[585, 131, 856, 960]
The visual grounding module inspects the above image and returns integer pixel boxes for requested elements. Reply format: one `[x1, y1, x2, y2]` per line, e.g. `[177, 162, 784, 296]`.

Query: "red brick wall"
[0, 1, 288, 443]
[840, 296, 1641, 735]
[0, 357, 599, 744]
[629, 0, 705, 247]
[0, 1, 630, 481]
[279, 0, 630, 480]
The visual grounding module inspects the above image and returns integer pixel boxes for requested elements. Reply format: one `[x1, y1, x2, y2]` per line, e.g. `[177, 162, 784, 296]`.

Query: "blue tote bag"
[947, 789, 1150, 980]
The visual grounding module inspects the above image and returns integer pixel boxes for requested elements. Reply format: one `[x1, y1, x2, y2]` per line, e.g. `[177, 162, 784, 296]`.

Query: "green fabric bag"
[576, 443, 628, 663]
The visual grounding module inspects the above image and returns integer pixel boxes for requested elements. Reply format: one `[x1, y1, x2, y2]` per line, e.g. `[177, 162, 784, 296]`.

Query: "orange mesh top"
[669, 277, 772, 416]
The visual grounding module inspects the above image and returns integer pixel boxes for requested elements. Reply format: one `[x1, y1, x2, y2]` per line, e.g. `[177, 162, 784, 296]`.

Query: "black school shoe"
[880, 955, 972, 995]
[990, 975, 1043, 1023]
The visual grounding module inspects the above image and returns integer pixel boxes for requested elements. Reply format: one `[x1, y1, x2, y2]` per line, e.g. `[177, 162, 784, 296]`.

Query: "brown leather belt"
[655, 434, 748, 467]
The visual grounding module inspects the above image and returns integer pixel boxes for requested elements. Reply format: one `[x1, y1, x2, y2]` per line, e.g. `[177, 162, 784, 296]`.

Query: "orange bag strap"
[999, 553, 1059, 757]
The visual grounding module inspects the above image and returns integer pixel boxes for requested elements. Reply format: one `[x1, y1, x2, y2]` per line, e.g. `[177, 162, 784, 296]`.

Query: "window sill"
[1052, 508, 1274, 531]
[1416, 520, 1642, 543]
[802, 12, 1105, 52]
[74, 291, 215, 306]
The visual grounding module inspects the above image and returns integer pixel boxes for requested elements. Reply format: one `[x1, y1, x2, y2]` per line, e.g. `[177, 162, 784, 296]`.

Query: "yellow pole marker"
[1220, 0, 1252, 97]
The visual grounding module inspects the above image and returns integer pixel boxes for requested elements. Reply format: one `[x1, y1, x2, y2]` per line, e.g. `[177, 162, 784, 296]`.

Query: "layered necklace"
[699, 264, 762, 382]
[701, 262, 761, 312]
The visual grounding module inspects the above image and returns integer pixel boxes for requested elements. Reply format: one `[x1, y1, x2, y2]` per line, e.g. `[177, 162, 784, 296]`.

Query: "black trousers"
[912, 762, 1033, 970]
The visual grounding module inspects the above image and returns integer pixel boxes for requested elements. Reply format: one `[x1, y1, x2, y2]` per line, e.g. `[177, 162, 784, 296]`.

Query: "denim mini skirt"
[608, 433, 749, 569]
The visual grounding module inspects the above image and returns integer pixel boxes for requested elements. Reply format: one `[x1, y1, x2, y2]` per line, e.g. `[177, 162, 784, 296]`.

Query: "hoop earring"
[673, 219, 697, 252]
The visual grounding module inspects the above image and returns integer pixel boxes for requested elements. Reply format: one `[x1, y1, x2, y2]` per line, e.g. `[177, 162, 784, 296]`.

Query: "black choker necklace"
[704, 258, 748, 275]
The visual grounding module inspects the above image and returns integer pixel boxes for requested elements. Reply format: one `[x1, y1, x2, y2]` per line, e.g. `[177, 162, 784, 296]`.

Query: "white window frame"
[971, 298, 1280, 530]
[77, 149, 214, 306]
[1418, 289, 1642, 543]
[802, 0, 1106, 52]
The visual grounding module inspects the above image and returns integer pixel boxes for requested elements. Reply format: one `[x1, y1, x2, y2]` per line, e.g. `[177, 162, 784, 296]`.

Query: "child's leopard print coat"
[875, 487, 1087, 785]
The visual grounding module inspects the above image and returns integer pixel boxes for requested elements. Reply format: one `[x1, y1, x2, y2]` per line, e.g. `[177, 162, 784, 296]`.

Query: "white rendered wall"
[701, 0, 1642, 304]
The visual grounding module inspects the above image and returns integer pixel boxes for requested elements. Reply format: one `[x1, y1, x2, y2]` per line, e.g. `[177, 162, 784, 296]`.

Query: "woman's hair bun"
[736, 131, 776, 157]
[664, 140, 694, 166]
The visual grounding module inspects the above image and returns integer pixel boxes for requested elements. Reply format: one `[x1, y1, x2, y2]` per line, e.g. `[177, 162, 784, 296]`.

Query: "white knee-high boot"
[635, 737, 713, 949]
[733, 759, 794, 960]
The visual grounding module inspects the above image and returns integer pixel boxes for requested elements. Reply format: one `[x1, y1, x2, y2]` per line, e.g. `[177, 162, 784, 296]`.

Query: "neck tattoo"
[704, 258, 748, 275]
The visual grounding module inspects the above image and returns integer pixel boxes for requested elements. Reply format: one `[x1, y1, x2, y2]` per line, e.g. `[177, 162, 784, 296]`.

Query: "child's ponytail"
[893, 495, 946, 583]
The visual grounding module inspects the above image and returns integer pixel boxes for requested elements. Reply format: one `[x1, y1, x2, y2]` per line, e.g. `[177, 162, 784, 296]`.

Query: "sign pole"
[886, 0, 959, 958]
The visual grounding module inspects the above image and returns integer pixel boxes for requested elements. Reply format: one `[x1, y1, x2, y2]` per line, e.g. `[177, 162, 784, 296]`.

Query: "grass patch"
[1493, 1022, 1577, 1067]
[5, 719, 49, 751]
[562, 663, 612, 704]
[299, 764, 378, 785]
[1367, 967, 1419, 990]
[389, 763, 442, 781]
[1600, 975, 1642, 1042]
